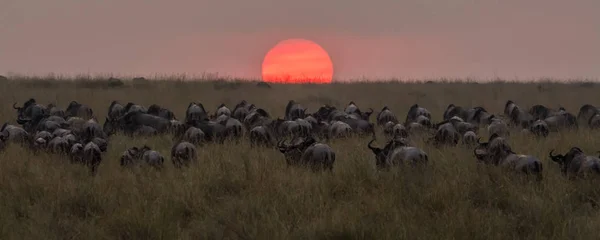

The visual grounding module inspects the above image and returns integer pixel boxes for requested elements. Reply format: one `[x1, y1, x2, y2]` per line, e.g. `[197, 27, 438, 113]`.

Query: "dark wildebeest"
[474, 134, 543, 179]
[14, 98, 47, 123]
[213, 104, 231, 118]
[147, 104, 176, 120]
[249, 125, 276, 147]
[285, 100, 307, 121]
[344, 101, 373, 121]
[185, 102, 209, 123]
[1, 123, 29, 145]
[404, 104, 432, 125]
[443, 104, 469, 121]
[181, 126, 205, 145]
[116, 111, 172, 134]
[82, 141, 103, 175]
[65, 101, 94, 119]
[577, 104, 600, 127]
[171, 141, 198, 168]
[528, 119, 549, 138]
[367, 137, 428, 170]
[139, 145, 165, 168]
[232, 100, 253, 120]
[543, 112, 577, 132]
[277, 136, 336, 171]
[509, 105, 534, 129]
[429, 121, 461, 146]
[107, 101, 126, 120]
[376, 106, 398, 126]
[47, 103, 66, 118]
[549, 147, 600, 179]
[529, 104, 565, 120]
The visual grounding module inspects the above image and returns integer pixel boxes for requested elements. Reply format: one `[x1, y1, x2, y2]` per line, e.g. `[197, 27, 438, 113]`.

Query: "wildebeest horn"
[367, 108, 373, 113]
[16, 116, 30, 125]
[277, 139, 288, 153]
[12, 102, 19, 109]
[367, 139, 380, 153]
[476, 137, 481, 144]
[549, 149, 556, 158]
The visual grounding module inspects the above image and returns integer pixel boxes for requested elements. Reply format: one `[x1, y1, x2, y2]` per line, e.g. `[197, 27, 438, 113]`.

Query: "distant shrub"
[75, 78, 125, 89]
[107, 77, 125, 88]
[213, 80, 242, 90]
[0, 75, 7, 81]
[256, 81, 271, 88]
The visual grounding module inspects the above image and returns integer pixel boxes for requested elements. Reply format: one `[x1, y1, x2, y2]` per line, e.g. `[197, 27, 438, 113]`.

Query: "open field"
[0, 77, 600, 239]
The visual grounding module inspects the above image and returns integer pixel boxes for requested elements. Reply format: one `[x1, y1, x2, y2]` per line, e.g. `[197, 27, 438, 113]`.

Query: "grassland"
[0, 76, 599, 239]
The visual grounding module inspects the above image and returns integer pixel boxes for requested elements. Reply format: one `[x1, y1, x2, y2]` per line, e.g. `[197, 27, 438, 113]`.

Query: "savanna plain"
[0, 76, 599, 240]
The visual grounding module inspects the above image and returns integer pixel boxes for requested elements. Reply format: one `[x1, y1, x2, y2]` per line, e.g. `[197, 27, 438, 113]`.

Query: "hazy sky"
[1, 0, 599, 81]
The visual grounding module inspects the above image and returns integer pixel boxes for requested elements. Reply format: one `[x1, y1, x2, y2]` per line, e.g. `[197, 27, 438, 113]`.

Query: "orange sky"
[1, 0, 599, 81]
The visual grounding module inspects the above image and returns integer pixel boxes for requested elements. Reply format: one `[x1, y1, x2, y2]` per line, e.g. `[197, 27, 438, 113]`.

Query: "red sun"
[262, 39, 333, 84]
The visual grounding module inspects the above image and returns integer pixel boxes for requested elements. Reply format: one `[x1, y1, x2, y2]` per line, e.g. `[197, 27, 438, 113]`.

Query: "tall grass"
[0, 77, 599, 239]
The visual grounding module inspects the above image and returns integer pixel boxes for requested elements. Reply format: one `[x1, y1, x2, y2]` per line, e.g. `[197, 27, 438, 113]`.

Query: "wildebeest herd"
[1, 98, 600, 179]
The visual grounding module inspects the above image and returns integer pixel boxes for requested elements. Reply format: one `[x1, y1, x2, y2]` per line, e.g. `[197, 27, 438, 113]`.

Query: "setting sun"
[261, 39, 333, 84]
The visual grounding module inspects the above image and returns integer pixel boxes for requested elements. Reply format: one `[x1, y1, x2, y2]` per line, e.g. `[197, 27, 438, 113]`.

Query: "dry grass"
[0, 77, 600, 239]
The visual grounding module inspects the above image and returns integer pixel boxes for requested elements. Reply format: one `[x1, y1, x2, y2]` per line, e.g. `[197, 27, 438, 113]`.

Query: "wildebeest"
[367, 137, 429, 169]
[443, 104, 468, 121]
[47, 103, 66, 117]
[14, 98, 47, 124]
[107, 101, 126, 120]
[577, 104, 600, 127]
[285, 100, 306, 121]
[185, 102, 209, 123]
[462, 131, 477, 145]
[543, 111, 577, 131]
[249, 125, 275, 147]
[181, 126, 205, 145]
[529, 104, 565, 120]
[82, 141, 103, 174]
[139, 145, 165, 168]
[65, 101, 94, 119]
[405, 104, 431, 125]
[112, 111, 172, 134]
[429, 121, 461, 146]
[69, 143, 84, 163]
[529, 120, 550, 137]
[277, 136, 336, 171]
[147, 104, 176, 120]
[549, 147, 600, 179]
[213, 104, 231, 118]
[376, 106, 398, 126]
[1, 123, 29, 144]
[47, 136, 70, 154]
[473, 134, 543, 179]
[344, 101, 373, 120]
[487, 117, 510, 137]
[171, 141, 198, 168]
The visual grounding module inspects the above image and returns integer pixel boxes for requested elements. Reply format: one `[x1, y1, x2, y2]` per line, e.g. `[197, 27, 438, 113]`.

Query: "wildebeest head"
[13, 98, 37, 115]
[549, 147, 584, 174]
[473, 133, 512, 164]
[367, 137, 410, 168]
[278, 136, 317, 165]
